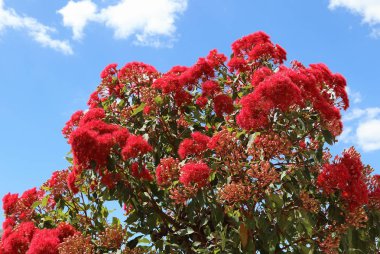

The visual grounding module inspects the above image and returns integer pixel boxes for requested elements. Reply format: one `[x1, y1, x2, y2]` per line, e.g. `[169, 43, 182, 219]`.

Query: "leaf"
[41, 195, 49, 208]
[322, 129, 335, 145]
[126, 236, 142, 248]
[131, 103, 146, 116]
[138, 237, 151, 244]
[154, 96, 163, 105]
[239, 223, 249, 249]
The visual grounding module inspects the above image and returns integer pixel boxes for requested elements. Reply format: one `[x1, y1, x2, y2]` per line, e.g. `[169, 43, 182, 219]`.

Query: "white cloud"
[57, 0, 97, 40]
[329, 0, 380, 37]
[0, 0, 73, 54]
[58, 0, 188, 47]
[356, 119, 380, 151]
[343, 107, 380, 121]
[340, 107, 380, 151]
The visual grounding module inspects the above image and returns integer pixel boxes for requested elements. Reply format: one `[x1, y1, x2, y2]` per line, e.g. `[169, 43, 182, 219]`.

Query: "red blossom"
[196, 96, 208, 108]
[237, 71, 304, 130]
[79, 108, 105, 125]
[178, 132, 211, 159]
[2, 193, 19, 216]
[155, 158, 179, 186]
[118, 62, 158, 85]
[201, 80, 221, 97]
[67, 170, 79, 194]
[87, 91, 101, 109]
[69, 120, 127, 169]
[317, 147, 369, 210]
[130, 163, 154, 181]
[62, 110, 84, 139]
[100, 63, 118, 80]
[2, 222, 36, 254]
[228, 31, 286, 73]
[179, 162, 211, 187]
[213, 94, 234, 117]
[26, 229, 60, 254]
[251, 66, 273, 86]
[121, 135, 152, 160]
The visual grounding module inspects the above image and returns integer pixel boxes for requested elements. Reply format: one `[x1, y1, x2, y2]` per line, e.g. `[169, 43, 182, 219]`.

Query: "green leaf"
[322, 129, 335, 145]
[131, 103, 146, 116]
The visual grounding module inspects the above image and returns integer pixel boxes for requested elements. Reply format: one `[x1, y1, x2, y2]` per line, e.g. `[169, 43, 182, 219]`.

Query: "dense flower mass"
[1, 31, 379, 253]
[179, 162, 211, 187]
[155, 157, 179, 186]
[317, 147, 369, 210]
[178, 132, 210, 159]
[121, 135, 152, 160]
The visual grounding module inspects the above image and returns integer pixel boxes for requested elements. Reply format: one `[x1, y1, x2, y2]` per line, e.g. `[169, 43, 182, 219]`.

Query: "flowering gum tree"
[1, 31, 380, 253]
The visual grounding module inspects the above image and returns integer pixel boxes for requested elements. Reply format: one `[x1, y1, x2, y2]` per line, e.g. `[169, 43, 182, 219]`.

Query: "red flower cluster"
[369, 175, 380, 209]
[201, 80, 221, 97]
[237, 62, 348, 135]
[0, 222, 78, 254]
[178, 132, 211, 159]
[45, 170, 70, 198]
[2, 188, 45, 221]
[237, 71, 304, 130]
[64, 107, 155, 191]
[121, 135, 152, 160]
[61, 110, 84, 138]
[100, 63, 118, 82]
[317, 147, 369, 210]
[118, 62, 158, 85]
[213, 94, 234, 117]
[179, 162, 211, 187]
[69, 119, 127, 169]
[155, 157, 179, 186]
[228, 31, 286, 73]
[152, 49, 226, 106]
[130, 163, 154, 182]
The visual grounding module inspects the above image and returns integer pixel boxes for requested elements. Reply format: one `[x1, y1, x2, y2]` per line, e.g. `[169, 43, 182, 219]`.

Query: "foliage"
[1, 31, 380, 253]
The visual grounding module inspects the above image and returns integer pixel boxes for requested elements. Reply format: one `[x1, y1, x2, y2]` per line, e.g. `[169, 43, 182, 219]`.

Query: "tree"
[1, 31, 380, 253]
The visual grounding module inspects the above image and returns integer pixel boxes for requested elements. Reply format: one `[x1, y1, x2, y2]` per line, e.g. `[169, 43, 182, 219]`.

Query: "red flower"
[79, 108, 105, 125]
[228, 31, 286, 73]
[67, 170, 79, 194]
[100, 63, 118, 80]
[55, 223, 78, 242]
[196, 96, 208, 108]
[237, 71, 303, 130]
[130, 163, 154, 182]
[317, 147, 369, 210]
[2, 193, 19, 216]
[20, 188, 44, 209]
[179, 162, 211, 187]
[155, 158, 179, 186]
[122, 135, 152, 160]
[213, 94, 234, 117]
[202, 80, 220, 97]
[2, 222, 36, 254]
[178, 132, 210, 159]
[26, 229, 60, 254]
[69, 120, 127, 169]
[87, 91, 101, 108]
[251, 67, 273, 86]
[118, 62, 158, 85]
[62, 110, 84, 139]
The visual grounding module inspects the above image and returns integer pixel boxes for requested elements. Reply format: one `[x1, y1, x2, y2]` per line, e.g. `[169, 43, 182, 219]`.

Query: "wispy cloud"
[346, 87, 362, 104]
[58, 0, 188, 47]
[0, 0, 73, 54]
[57, 0, 97, 41]
[328, 0, 380, 37]
[340, 107, 380, 152]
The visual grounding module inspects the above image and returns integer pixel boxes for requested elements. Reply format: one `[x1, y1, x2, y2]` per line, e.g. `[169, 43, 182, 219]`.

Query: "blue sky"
[1, 0, 380, 222]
